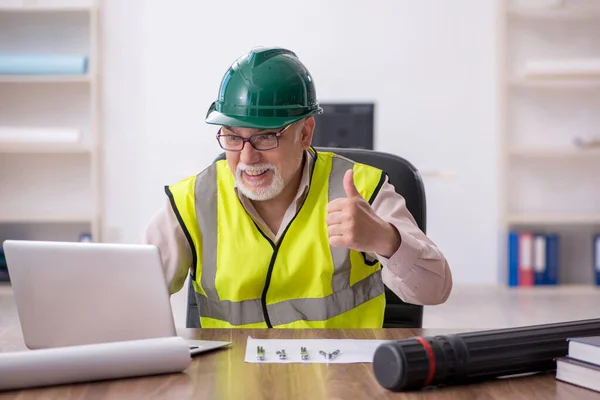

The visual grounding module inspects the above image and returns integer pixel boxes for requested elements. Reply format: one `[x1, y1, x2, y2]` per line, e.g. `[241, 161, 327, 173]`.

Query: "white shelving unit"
[0, 0, 101, 244]
[498, 0, 600, 285]
[0, 74, 91, 83]
[507, 213, 600, 225]
[509, 146, 600, 158]
[507, 3, 600, 20]
[509, 77, 600, 88]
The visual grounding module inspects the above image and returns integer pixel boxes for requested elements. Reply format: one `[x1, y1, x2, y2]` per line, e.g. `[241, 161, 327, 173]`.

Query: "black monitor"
[312, 103, 374, 149]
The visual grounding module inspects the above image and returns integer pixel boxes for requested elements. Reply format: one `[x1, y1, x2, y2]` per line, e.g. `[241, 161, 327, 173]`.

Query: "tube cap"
[372, 339, 434, 391]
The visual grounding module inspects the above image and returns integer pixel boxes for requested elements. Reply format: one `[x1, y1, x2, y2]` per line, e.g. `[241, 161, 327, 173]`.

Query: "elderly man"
[142, 47, 452, 328]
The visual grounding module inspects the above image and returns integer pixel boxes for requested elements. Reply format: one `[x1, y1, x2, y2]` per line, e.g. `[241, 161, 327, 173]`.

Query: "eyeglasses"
[216, 123, 293, 151]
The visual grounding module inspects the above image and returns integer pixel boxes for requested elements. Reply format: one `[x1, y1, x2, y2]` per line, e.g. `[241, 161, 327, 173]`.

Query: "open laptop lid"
[3, 240, 178, 349]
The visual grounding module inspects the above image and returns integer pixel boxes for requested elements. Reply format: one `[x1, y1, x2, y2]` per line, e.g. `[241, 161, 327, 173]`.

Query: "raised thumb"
[343, 169, 361, 198]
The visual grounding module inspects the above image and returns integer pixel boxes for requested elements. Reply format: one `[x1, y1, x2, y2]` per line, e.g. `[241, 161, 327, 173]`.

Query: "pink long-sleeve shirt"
[141, 150, 452, 306]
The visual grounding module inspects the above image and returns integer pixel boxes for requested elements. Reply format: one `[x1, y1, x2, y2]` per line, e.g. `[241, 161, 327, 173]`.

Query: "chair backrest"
[186, 147, 426, 328]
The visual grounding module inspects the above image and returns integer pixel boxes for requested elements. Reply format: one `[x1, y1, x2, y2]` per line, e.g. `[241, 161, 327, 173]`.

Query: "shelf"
[508, 214, 600, 225]
[502, 284, 600, 293]
[0, 5, 95, 13]
[509, 147, 600, 158]
[0, 213, 93, 223]
[0, 1, 101, 241]
[0, 142, 90, 153]
[0, 74, 91, 83]
[508, 5, 600, 20]
[509, 77, 600, 88]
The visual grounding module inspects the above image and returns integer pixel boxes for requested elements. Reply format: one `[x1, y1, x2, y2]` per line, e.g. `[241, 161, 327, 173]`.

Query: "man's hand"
[326, 169, 402, 258]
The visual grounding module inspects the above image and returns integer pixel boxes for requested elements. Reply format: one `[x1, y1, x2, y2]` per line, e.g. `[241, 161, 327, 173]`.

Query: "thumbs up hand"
[326, 169, 401, 258]
[342, 168, 362, 199]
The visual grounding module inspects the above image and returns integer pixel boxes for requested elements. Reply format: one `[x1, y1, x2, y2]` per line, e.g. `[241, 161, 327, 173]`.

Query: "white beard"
[235, 162, 285, 201]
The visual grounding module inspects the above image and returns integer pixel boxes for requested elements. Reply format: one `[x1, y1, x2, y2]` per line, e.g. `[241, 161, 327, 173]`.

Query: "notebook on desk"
[556, 336, 600, 393]
[2, 240, 230, 355]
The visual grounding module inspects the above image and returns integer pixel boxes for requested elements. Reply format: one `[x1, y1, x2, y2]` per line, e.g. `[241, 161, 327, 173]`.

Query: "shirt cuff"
[375, 228, 424, 270]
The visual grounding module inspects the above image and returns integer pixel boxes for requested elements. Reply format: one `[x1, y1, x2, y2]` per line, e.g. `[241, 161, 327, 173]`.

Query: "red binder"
[518, 233, 534, 286]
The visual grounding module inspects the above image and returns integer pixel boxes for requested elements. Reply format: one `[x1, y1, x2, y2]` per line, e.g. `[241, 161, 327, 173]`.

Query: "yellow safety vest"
[166, 149, 387, 328]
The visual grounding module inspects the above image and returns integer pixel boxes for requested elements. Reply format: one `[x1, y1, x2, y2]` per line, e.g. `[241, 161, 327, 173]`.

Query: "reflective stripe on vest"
[195, 268, 383, 325]
[190, 154, 384, 326]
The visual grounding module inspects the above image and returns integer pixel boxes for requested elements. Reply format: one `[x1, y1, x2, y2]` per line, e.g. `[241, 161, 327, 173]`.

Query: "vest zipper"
[255, 191, 314, 328]
[254, 151, 318, 328]
[259, 238, 278, 328]
[257, 210, 309, 328]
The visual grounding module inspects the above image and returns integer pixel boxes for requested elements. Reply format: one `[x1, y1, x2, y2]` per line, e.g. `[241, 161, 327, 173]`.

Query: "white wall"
[101, 0, 148, 242]
[102, 0, 499, 290]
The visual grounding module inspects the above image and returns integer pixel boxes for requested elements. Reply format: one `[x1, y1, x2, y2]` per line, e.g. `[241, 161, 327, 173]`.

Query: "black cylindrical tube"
[373, 318, 600, 391]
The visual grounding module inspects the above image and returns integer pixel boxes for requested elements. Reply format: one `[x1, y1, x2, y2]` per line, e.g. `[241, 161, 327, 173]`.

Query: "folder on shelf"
[545, 234, 559, 285]
[508, 231, 559, 286]
[508, 231, 519, 286]
[594, 235, 600, 286]
[519, 233, 534, 286]
[533, 234, 547, 285]
[0, 53, 88, 75]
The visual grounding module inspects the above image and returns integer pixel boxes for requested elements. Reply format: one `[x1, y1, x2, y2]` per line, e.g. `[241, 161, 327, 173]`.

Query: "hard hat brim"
[205, 102, 322, 130]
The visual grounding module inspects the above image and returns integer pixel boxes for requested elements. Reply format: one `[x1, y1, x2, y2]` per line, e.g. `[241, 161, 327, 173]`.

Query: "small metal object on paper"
[329, 349, 340, 360]
[300, 347, 308, 360]
[245, 337, 386, 363]
[257, 346, 265, 361]
[276, 349, 286, 360]
[319, 349, 340, 360]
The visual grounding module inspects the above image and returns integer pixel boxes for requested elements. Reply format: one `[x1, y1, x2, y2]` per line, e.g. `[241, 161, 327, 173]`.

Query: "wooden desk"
[0, 326, 599, 399]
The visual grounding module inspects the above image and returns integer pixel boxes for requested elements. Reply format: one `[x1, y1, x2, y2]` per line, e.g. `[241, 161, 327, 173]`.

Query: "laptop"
[2, 240, 230, 356]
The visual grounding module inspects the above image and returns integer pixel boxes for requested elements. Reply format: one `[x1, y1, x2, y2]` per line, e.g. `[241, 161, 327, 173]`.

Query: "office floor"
[1, 283, 599, 331]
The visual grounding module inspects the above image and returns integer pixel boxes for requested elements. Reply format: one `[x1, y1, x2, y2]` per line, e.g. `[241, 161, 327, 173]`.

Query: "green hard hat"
[205, 47, 323, 129]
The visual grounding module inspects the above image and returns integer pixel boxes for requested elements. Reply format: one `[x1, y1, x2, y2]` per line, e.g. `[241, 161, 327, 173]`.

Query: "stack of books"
[556, 336, 600, 393]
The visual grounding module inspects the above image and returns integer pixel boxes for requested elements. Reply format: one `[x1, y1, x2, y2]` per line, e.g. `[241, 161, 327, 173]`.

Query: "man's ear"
[299, 116, 315, 150]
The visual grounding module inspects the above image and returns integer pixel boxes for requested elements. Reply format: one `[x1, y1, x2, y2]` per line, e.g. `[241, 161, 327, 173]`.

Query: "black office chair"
[186, 147, 426, 328]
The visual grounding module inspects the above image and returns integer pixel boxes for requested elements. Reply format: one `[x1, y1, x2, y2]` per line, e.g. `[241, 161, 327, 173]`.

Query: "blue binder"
[534, 234, 547, 285]
[545, 234, 559, 285]
[508, 232, 519, 286]
[594, 234, 600, 286]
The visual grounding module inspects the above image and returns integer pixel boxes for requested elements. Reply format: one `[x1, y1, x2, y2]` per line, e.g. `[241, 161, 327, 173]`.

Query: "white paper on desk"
[0, 336, 191, 392]
[245, 337, 390, 363]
